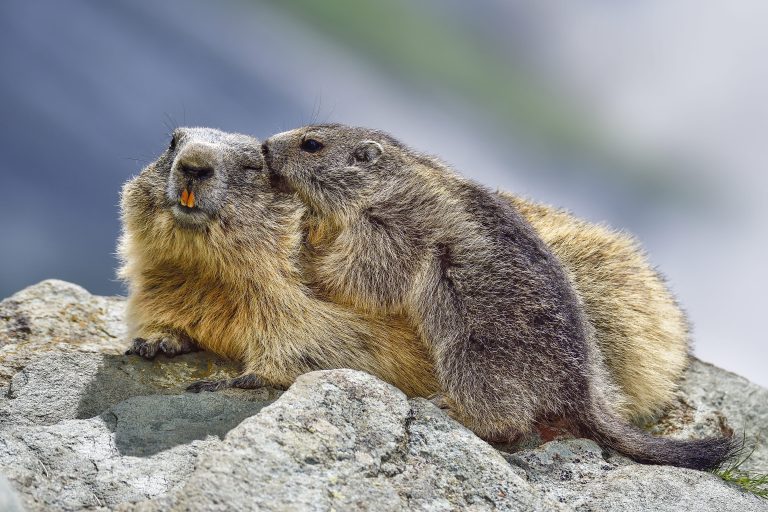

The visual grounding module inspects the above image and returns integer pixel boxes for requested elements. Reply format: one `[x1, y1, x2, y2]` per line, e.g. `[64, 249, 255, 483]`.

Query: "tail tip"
[684, 433, 742, 471]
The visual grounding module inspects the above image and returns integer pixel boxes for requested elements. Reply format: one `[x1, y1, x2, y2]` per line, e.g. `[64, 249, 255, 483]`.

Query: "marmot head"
[120, 127, 304, 274]
[263, 124, 407, 217]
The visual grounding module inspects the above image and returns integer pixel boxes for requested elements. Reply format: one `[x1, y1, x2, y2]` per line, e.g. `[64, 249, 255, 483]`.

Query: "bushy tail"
[572, 394, 739, 471]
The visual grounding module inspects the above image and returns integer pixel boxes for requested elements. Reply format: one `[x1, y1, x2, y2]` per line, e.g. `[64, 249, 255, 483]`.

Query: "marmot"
[262, 123, 733, 469]
[119, 127, 439, 397]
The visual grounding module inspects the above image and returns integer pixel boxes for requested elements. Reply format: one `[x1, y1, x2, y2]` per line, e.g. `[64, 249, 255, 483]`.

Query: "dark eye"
[169, 133, 178, 151]
[300, 138, 323, 153]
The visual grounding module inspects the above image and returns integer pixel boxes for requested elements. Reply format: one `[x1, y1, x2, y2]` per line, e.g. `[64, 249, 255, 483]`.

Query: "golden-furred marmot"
[263, 123, 732, 470]
[119, 127, 438, 397]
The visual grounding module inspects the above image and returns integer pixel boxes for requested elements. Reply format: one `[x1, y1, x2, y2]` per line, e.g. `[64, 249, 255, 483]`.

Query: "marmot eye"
[300, 139, 323, 153]
[169, 133, 178, 151]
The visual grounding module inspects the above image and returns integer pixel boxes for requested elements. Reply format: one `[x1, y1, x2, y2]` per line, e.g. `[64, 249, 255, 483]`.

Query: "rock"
[507, 439, 767, 511]
[1, 351, 248, 428]
[123, 371, 566, 511]
[0, 391, 277, 510]
[0, 280, 766, 511]
[653, 360, 768, 472]
[0, 475, 24, 512]
[0, 279, 127, 390]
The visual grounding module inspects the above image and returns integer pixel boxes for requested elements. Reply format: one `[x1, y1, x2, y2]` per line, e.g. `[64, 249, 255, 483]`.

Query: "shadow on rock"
[1, 349, 282, 457]
[102, 392, 273, 457]
[74, 352, 241, 420]
[73, 352, 281, 456]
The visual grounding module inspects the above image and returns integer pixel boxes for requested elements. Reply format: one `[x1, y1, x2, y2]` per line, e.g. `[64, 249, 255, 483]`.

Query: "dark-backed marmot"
[262, 123, 732, 469]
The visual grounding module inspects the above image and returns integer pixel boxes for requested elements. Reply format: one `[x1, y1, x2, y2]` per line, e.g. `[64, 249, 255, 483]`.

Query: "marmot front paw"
[125, 330, 200, 359]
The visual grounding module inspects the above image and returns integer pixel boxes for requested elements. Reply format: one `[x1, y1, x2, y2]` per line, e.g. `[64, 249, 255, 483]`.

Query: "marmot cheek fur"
[263, 123, 734, 470]
[119, 127, 438, 397]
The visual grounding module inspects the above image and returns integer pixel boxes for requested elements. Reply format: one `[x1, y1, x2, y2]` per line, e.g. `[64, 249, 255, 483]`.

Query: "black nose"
[180, 163, 214, 180]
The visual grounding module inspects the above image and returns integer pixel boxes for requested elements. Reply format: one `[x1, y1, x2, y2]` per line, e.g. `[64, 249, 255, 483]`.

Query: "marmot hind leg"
[125, 328, 200, 359]
[428, 391, 535, 444]
[429, 392, 572, 445]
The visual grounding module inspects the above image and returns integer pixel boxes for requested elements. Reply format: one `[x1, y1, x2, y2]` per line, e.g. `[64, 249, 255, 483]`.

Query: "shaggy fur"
[263, 123, 733, 470]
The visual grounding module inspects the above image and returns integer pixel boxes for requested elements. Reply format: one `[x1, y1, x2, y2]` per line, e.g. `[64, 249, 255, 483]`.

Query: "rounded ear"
[353, 140, 383, 164]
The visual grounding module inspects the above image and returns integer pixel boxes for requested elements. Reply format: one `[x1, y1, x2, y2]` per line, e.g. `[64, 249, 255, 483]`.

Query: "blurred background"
[0, 0, 765, 385]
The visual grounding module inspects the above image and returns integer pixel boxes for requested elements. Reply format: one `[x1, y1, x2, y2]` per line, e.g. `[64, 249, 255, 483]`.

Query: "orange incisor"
[180, 188, 195, 208]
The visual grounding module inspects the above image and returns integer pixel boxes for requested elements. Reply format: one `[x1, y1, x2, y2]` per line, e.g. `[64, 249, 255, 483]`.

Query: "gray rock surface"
[0, 280, 766, 511]
[0, 475, 24, 512]
[507, 439, 766, 511]
[656, 360, 768, 472]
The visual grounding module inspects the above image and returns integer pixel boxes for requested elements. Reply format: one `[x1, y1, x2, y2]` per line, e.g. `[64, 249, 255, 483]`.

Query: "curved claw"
[125, 337, 158, 360]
